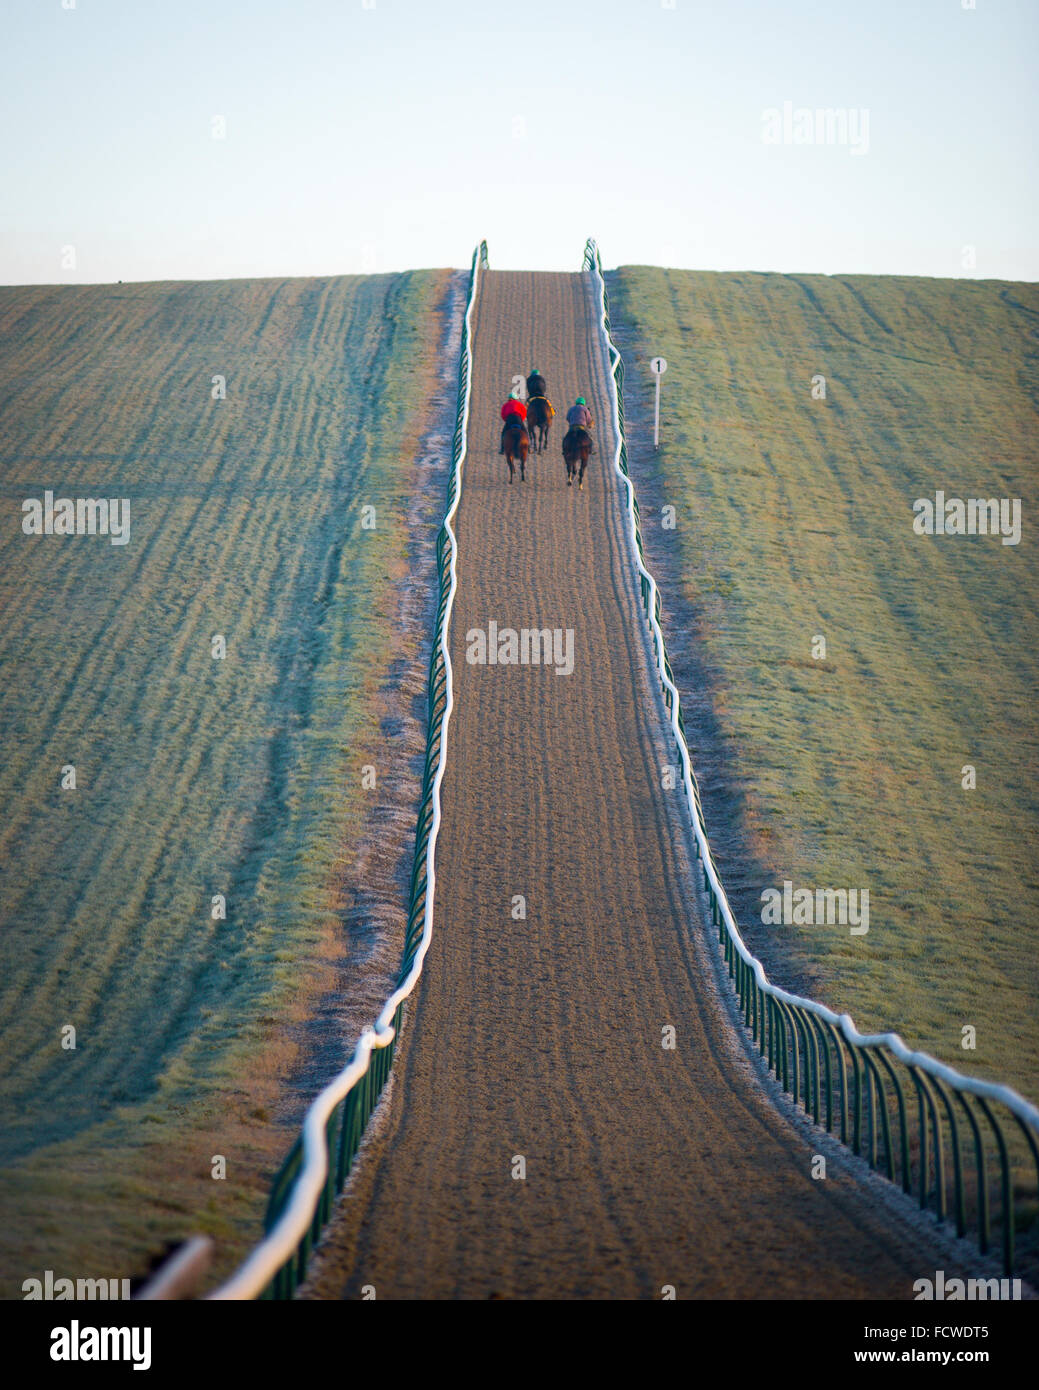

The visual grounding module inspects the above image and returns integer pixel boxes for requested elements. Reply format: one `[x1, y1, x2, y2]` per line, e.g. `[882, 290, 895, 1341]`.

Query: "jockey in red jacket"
[500, 393, 527, 452]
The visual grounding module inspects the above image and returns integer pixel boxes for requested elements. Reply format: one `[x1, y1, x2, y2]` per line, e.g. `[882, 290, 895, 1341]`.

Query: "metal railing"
[583, 235, 1039, 1277]
[208, 239, 489, 1300]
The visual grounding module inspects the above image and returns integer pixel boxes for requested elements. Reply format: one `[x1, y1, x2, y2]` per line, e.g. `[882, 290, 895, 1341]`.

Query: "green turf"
[0, 270, 448, 1293]
[607, 267, 1039, 1101]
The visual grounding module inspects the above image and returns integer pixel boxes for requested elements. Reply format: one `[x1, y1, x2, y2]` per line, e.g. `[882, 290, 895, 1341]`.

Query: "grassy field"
[607, 267, 1039, 1101]
[0, 269, 450, 1294]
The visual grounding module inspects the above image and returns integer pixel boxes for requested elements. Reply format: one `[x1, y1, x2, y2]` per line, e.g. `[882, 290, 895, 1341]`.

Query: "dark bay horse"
[502, 419, 529, 483]
[527, 397, 554, 454]
[562, 426, 593, 489]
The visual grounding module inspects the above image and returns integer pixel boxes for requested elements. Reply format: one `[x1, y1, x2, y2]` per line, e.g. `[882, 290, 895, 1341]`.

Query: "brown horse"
[562, 426, 593, 489]
[502, 419, 529, 483]
[527, 396, 554, 454]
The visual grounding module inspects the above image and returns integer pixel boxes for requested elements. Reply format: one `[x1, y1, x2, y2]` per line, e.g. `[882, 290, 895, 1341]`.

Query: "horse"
[502, 419, 529, 483]
[527, 396, 554, 454]
[562, 426, 593, 489]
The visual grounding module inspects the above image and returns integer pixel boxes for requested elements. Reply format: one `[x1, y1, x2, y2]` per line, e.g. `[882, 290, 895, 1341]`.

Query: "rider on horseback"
[525, 368, 555, 450]
[566, 396, 593, 431]
[500, 390, 528, 454]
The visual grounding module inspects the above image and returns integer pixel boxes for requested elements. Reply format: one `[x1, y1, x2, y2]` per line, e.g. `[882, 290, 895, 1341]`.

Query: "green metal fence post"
[803, 1011, 821, 1125]
[849, 1043, 863, 1157]
[876, 1050, 911, 1195]
[863, 1052, 893, 1177]
[910, 1069, 946, 1220]
[977, 1096, 1014, 1276]
[934, 1076, 966, 1238]
[790, 1008, 812, 1114]
[825, 1021, 848, 1145]
[809, 1014, 834, 1133]
[957, 1091, 990, 1255]
[767, 994, 776, 1073]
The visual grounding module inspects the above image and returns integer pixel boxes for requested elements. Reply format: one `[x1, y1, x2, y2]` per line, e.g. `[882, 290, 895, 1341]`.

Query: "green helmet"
[530, 367, 540, 376]
[576, 396, 586, 405]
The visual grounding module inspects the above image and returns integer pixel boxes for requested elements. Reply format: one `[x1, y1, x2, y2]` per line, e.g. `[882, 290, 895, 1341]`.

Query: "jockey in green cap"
[526, 367, 547, 399]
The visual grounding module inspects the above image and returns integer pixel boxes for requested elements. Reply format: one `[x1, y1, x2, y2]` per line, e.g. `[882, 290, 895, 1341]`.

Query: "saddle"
[563, 425, 594, 452]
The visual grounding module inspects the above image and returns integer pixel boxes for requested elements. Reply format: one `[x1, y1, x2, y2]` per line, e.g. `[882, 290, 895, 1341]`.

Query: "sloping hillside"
[607, 268, 1039, 1098]
[0, 270, 453, 1292]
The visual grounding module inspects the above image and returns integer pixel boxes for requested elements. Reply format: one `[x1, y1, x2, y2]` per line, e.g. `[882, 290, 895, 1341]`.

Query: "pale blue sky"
[1, 0, 1035, 282]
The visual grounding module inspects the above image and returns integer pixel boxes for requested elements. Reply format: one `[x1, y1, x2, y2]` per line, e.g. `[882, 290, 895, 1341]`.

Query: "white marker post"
[650, 356, 667, 449]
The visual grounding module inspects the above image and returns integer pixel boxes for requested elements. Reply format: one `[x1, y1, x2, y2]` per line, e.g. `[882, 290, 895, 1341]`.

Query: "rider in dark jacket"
[526, 368, 547, 400]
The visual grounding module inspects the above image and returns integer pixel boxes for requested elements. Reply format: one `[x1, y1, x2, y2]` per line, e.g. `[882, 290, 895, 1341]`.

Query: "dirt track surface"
[302, 271, 964, 1300]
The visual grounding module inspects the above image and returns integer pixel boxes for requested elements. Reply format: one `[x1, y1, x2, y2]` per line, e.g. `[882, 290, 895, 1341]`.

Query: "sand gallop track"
[303, 271, 957, 1300]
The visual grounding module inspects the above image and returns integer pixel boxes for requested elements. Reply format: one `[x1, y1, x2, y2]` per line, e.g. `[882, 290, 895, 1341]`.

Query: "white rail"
[585, 238, 1039, 1134]
[135, 1237, 213, 1301]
